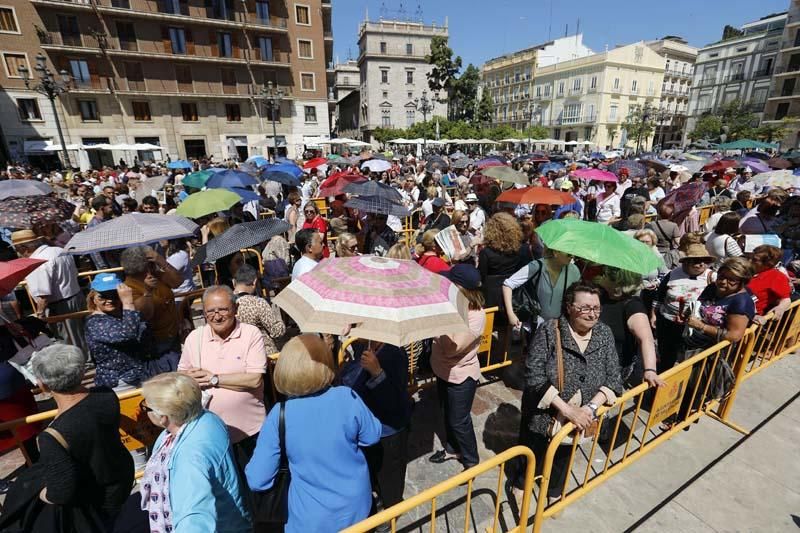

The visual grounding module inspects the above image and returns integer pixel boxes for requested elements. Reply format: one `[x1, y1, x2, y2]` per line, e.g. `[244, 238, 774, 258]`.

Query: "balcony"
[30, 0, 93, 11]
[568, 87, 583, 96]
[768, 87, 800, 100]
[753, 67, 774, 78]
[747, 102, 766, 112]
[665, 69, 691, 79]
[775, 64, 800, 76]
[550, 113, 597, 126]
[323, 31, 333, 41]
[661, 87, 689, 97]
[724, 72, 746, 83]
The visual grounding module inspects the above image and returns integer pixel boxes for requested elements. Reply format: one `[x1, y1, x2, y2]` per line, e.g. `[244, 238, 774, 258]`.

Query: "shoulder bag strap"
[554, 320, 565, 392]
[42, 427, 69, 451]
[278, 401, 288, 469]
[654, 221, 674, 249]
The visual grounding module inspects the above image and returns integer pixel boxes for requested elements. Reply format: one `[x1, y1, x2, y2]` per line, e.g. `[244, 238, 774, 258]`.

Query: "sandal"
[428, 450, 459, 464]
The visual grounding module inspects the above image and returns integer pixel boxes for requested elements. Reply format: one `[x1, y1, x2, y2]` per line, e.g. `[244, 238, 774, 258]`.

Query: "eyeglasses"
[204, 307, 232, 318]
[304, 210, 316, 215]
[347, 244, 359, 252]
[684, 258, 709, 265]
[139, 399, 156, 414]
[717, 275, 742, 285]
[572, 305, 602, 316]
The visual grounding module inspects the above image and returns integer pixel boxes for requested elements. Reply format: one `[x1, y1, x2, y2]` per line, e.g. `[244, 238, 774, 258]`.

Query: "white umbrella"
[476, 139, 498, 144]
[361, 159, 392, 172]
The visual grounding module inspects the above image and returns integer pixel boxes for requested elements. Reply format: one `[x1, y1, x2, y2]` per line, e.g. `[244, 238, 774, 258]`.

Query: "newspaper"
[435, 225, 469, 261]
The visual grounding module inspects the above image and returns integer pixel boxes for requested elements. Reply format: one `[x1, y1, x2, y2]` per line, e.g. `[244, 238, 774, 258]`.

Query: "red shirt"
[747, 268, 791, 315]
[417, 253, 450, 274]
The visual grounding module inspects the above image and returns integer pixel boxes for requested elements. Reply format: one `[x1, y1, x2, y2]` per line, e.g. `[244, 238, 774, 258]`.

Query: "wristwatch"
[209, 374, 220, 388]
[587, 402, 599, 419]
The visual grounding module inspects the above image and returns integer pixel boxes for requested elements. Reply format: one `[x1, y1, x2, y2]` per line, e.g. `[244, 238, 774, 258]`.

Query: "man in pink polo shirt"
[179, 285, 267, 468]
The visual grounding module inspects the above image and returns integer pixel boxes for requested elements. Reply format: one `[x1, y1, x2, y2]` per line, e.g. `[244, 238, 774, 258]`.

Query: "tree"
[450, 64, 480, 122]
[688, 115, 723, 141]
[621, 105, 656, 151]
[754, 117, 797, 144]
[372, 127, 405, 146]
[426, 36, 462, 95]
[522, 125, 549, 141]
[485, 125, 519, 140]
[721, 25, 744, 41]
[476, 91, 494, 127]
[717, 99, 757, 140]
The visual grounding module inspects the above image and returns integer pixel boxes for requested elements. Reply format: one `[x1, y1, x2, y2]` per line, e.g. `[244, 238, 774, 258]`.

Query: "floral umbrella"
[0, 196, 77, 229]
[274, 256, 471, 345]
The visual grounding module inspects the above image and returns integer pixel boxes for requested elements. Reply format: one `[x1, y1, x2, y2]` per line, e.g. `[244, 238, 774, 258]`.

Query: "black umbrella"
[452, 158, 474, 169]
[344, 180, 403, 202]
[449, 151, 466, 160]
[191, 218, 290, 267]
[345, 195, 410, 217]
[425, 155, 448, 172]
[608, 159, 647, 178]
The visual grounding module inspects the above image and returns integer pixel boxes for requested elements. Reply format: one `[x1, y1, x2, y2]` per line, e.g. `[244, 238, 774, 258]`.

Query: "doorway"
[184, 139, 207, 159]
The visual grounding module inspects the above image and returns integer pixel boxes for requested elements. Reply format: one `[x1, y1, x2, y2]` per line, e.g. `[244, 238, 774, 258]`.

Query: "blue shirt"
[85, 310, 151, 387]
[245, 386, 382, 533]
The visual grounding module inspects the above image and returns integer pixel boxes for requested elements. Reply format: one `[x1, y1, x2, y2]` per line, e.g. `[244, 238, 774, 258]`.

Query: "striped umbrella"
[0, 180, 53, 200]
[64, 213, 198, 255]
[345, 195, 410, 217]
[274, 256, 471, 345]
[608, 160, 647, 178]
[191, 218, 290, 266]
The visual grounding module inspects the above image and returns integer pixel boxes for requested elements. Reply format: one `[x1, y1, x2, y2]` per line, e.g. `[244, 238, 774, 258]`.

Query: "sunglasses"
[97, 290, 119, 301]
[684, 258, 709, 265]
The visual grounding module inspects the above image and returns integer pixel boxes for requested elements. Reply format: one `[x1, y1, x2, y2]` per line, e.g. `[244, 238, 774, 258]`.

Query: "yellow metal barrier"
[698, 204, 715, 227]
[531, 332, 755, 530]
[342, 445, 536, 533]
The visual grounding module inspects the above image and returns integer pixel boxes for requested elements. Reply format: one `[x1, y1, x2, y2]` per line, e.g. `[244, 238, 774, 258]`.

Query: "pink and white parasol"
[274, 256, 471, 345]
[570, 168, 618, 182]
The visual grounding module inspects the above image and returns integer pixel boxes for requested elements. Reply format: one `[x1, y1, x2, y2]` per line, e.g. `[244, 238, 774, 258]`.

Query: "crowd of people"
[0, 146, 798, 532]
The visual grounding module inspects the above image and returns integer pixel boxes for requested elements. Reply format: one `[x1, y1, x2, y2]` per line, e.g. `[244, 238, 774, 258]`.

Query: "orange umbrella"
[496, 187, 576, 206]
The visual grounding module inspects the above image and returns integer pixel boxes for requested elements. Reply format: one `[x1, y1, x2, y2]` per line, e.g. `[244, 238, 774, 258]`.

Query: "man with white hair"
[730, 167, 759, 194]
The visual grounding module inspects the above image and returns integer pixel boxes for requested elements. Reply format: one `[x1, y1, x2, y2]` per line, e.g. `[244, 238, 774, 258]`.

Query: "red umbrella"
[475, 159, 507, 170]
[318, 172, 367, 197]
[766, 157, 792, 170]
[496, 187, 576, 206]
[0, 258, 47, 297]
[701, 159, 737, 172]
[302, 157, 328, 170]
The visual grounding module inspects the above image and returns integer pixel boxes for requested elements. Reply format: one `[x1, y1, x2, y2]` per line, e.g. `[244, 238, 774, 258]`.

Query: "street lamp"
[259, 81, 284, 160]
[523, 104, 541, 151]
[634, 102, 653, 155]
[414, 90, 436, 152]
[18, 53, 71, 169]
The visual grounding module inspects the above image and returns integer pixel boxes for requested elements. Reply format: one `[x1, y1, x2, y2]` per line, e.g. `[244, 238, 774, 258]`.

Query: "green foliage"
[450, 64, 480, 122]
[621, 105, 655, 147]
[717, 99, 758, 140]
[484, 125, 519, 140]
[522, 125, 549, 141]
[688, 115, 723, 141]
[476, 91, 493, 126]
[721, 25, 744, 41]
[372, 127, 406, 145]
[426, 36, 462, 94]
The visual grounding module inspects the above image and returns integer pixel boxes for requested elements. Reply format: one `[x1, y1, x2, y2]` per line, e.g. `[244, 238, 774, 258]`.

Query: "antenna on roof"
[548, 0, 553, 41]
[576, 18, 580, 37]
[565, 23, 568, 38]
[415, 1, 423, 23]
[398, 1, 406, 21]
[380, 1, 387, 20]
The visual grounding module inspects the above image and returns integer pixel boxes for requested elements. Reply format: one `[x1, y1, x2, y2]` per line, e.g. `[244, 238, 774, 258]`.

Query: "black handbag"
[511, 260, 543, 323]
[252, 401, 290, 525]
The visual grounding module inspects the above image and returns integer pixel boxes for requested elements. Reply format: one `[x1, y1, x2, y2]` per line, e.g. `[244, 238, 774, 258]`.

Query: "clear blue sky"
[332, 0, 790, 67]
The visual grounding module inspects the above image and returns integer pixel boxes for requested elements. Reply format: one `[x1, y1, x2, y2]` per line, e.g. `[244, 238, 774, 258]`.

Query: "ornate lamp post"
[414, 90, 436, 151]
[259, 81, 284, 160]
[18, 53, 71, 168]
[523, 103, 542, 151]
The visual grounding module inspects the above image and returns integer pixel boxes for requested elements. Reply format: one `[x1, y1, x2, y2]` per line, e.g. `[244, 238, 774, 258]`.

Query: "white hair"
[31, 344, 87, 393]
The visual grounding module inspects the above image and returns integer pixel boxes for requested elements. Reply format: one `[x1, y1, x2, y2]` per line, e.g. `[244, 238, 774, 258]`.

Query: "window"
[572, 78, 581, 91]
[111, 0, 130, 7]
[69, 59, 91, 85]
[221, 68, 236, 93]
[590, 76, 597, 89]
[181, 102, 198, 121]
[218, 32, 233, 57]
[631, 79, 638, 93]
[535, 86, 541, 97]
[3, 52, 26, 78]
[169, 27, 186, 54]
[0, 7, 19, 33]
[258, 37, 273, 61]
[407, 91, 412, 98]
[544, 85, 551, 96]
[557, 81, 564, 95]
[587, 104, 595, 120]
[406, 43, 412, 55]
[57, 15, 81, 47]
[563, 103, 581, 124]
[406, 109, 415, 127]
[380, 41, 387, 54]
[125, 61, 145, 91]
[609, 104, 618, 121]
[226, 103, 241, 122]
[304, 105, 317, 122]
[17, 98, 41, 120]
[735, 46, 747, 53]
[79, 100, 99, 121]
[382, 91, 388, 98]
[613, 77, 620, 90]
[132, 101, 151, 121]
[709, 52, 719, 58]
[381, 113, 391, 127]
[380, 69, 388, 83]
[116, 22, 137, 51]
[406, 70, 413, 84]
[298, 39, 312, 59]
[163, 0, 181, 14]
[176, 65, 192, 91]
[300, 72, 314, 91]
[256, 0, 269, 21]
[295, 4, 310, 25]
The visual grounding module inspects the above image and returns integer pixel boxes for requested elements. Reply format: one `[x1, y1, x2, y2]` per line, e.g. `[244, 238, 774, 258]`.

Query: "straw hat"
[679, 243, 713, 262]
[10, 229, 41, 247]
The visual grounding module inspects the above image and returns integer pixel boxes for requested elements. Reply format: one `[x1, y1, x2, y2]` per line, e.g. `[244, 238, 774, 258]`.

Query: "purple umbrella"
[657, 181, 707, 225]
[737, 158, 771, 174]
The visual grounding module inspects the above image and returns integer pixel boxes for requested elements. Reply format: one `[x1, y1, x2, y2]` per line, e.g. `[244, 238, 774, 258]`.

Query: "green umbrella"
[481, 165, 529, 185]
[326, 154, 344, 161]
[175, 189, 240, 219]
[182, 170, 214, 189]
[535, 219, 663, 275]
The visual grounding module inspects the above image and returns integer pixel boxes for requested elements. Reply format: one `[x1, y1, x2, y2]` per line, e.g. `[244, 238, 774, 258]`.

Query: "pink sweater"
[431, 309, 486, 384]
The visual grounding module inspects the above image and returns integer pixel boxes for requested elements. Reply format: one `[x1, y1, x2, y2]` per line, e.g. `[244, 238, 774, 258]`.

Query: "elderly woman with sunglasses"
[595, 181, 621, 224]
[84, 273, 175, 390]
[140, 373, 251, 533]
[301, 201, 330, 258]
[650, 244, 716, 373]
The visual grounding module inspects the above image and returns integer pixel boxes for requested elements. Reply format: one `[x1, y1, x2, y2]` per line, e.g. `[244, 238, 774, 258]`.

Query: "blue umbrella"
[540, 162, 565, 173]
[261, 170, 301, 187]
[167, 160, 192, 170]
[590, 152, 605, 159]
[263, 163, 303, 177]
[206, 169, 259, 189]
[227, 187, 261, 202]
[275, 157, 294, 165]
[246, 155, 270, 167]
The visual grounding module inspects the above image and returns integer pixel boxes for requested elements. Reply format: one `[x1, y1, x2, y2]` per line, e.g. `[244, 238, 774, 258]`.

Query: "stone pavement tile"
[722, 356, 800, 428]
[631, 502, 719, 533]
[673, 453, 800, 532]
[726, 412, 800, 493]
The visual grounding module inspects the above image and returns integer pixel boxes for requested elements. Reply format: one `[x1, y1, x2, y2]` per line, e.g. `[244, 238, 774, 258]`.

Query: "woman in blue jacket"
[246, 334, 382, 533]
[140, 372, 251, 533]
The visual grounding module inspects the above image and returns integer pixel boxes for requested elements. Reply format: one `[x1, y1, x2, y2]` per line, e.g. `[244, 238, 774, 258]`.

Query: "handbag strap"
[42, 427, 69, 450]
[554, 320, 564, 392]
[278, 401, 288, 468]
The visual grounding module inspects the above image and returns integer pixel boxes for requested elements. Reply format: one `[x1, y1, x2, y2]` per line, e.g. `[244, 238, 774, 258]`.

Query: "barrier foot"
[705, 411, 750, 436]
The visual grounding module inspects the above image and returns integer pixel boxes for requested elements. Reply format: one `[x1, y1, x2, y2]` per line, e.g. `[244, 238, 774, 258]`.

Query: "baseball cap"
[559, 180, 574, 191]
[432, 197, 445, 208]
[443, 263, 481, 290]
[91, 273, 123, 292]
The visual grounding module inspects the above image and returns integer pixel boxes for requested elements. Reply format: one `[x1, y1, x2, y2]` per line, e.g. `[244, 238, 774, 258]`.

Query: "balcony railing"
[775, 64, 800, 75]
[665, 69, 691, 79]
[725, 72, 746, 83]
[568, 87, 583, 95]
[753, 67, 774, 78]
[550, 113, 597, 125]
